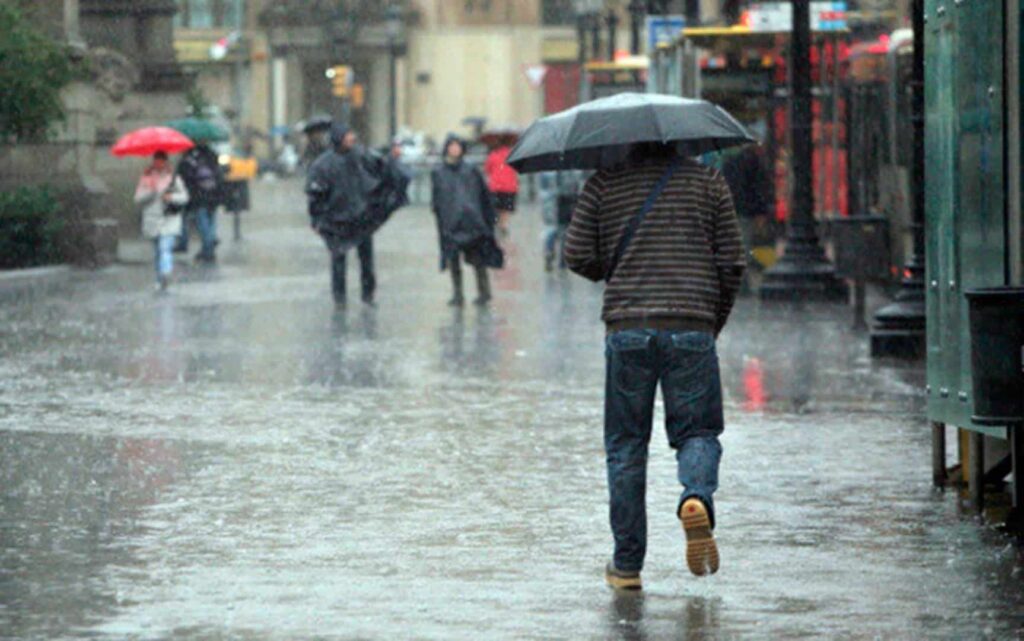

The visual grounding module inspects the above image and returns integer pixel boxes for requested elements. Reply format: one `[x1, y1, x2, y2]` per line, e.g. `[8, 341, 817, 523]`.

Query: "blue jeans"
[153, 235, 175, 279]
[543, 224, 567, 267]
[194, 206, 217, 259]
[604, 329, 724, 573]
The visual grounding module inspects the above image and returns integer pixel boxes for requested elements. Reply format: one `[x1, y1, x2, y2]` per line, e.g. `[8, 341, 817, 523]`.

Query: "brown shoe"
[604, 562, 642, 591]
[679, 498, 719, 576]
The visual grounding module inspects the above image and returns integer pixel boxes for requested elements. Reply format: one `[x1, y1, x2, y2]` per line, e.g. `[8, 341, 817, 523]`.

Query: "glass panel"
[543, 0, 576, 25]
[223, 0, 244, 29]
[188, 0, 214, 28]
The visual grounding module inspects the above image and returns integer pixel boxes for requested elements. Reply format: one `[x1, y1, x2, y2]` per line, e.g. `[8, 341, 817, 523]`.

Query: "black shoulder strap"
[605, 157, 683, 283]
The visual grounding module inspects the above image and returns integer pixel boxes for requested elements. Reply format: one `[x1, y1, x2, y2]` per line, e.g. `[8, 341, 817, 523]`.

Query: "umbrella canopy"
[316, 152, 412, 253]
[507, 93, 755, 173]
[165, 117, 230, 143]
[479, 125, 522, 148]
[111, 126, 194, 157]
[301, 114, 333, 134]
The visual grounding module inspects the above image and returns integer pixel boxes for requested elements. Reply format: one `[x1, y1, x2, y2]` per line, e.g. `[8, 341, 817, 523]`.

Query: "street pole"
[759, 0, 847, 302]
[869, 0, 926, 357]
[590, 13, 602, 61]
[628, 0, 644, 55]
[388, 37, 397, 140]
[606, 9, 619, 61]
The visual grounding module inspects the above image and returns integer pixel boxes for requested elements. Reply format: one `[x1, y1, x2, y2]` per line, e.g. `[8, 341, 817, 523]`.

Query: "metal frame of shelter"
[578, 59, 650, 102]
[925, 0, 1024, 516]
[656, 25, 849, 224]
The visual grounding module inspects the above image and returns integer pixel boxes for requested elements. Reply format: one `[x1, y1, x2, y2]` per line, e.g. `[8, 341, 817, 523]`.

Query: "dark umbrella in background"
[300, 114, 333, 135]
[479, 125, 523, 149]
[507, 93, 755, 173]
[165, 117, 230, 144]
[316, 151, 412, 254]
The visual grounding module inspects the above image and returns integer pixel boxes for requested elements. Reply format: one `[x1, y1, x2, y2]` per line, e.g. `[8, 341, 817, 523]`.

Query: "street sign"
[646, 15, 686, 51]
[523, 64, 548, 89]
[209, 31, 242, 61]
[745, 2, 848, 32]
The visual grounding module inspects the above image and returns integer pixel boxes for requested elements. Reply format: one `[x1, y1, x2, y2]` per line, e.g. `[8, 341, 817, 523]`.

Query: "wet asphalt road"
[1, 179, 1023, 640]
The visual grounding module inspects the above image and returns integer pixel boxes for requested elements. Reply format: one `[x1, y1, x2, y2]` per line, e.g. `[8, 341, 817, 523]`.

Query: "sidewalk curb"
[117, 240, 153, 266]
[0, 265, 72, 285]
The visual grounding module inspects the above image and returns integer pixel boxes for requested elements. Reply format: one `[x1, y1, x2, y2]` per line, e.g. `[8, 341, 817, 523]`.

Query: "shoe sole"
[680, 500, 719, 577]
[605, 572, 642, 591]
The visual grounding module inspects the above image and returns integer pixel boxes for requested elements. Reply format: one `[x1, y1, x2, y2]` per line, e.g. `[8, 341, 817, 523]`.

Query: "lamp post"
[758, 0, 847, 302]
[385, 4, 403, 141]
[628, 0, 645, 55]
[606, 9, 619, 61]
[590, 11, 602, 59]
[869, 0, 925, 357]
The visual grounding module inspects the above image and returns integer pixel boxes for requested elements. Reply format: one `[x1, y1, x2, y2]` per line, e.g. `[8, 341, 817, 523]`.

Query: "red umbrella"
[111, 126, 195, 157]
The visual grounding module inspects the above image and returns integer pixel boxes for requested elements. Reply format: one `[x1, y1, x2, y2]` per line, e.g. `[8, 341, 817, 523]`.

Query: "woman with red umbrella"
[134, 152, 189, 291]
[113, 127, 193, 291]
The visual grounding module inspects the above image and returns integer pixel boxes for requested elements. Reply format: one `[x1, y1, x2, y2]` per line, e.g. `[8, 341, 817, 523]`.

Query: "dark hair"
[154, 151, 169, 161]
[630, 142, 678, 161]
[444, 136, 465, 155]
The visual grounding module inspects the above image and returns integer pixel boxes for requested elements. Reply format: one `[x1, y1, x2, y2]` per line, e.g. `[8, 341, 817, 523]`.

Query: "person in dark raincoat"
[175, 142, 224, 262]
[306, 124, 404, 306]
[431, 135, 503, 306]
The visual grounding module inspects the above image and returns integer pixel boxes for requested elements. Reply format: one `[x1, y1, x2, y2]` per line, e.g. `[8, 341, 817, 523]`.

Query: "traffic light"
[350, 84, 365, 109]
[326, 65, 353, 98]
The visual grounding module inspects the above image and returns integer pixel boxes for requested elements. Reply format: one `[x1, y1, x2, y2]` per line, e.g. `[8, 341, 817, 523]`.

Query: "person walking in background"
[538, 170, 584, 272]
[175, 141, 223, 263]
[720, 141, 772, 293]
[431, 135, 503, 307]
[564, 142, 745, 590]
[306, 124, 377, 307]
[134, 151, 189, 291]
[484, 139, 519, 238]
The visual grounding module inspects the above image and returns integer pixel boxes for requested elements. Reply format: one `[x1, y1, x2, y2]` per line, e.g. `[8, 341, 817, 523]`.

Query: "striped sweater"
[564, 157, 746, 334]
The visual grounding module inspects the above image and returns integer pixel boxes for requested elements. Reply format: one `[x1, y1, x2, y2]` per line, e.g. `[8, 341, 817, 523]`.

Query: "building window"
[176, 0, 245, 29]
[464, 0, 493, 13]
[222, 0, 244, 28]
[542, 0, 575, 25]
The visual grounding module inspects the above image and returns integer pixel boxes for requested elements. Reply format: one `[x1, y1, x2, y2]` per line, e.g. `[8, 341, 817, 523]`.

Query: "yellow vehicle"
[214, 144, 258, 241]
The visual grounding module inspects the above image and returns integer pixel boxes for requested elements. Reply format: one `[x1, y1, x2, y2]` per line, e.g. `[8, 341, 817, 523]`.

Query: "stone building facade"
[2, 0, 192, 251]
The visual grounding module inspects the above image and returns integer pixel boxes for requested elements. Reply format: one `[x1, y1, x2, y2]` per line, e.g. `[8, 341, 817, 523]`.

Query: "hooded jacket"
[306, 124, 378, 228]
[306, 123, 410, 253]
[430, 135, 503, 271]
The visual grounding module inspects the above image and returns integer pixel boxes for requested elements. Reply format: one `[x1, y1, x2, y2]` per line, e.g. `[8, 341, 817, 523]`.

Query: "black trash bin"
[966, 287, 1024, 425]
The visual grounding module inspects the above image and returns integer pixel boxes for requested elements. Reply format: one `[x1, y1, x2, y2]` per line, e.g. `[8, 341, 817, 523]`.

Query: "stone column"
[30, 0, 84, 49]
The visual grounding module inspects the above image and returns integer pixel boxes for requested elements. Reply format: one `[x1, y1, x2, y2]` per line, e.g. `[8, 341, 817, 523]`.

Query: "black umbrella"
[302, 114, 333, 134]
[507, 93, 755, 173]
[316, 152, 411, 253]
[479, 125, 523, 148]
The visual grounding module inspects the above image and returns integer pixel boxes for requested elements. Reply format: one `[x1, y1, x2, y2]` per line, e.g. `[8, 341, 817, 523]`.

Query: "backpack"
[193, 159, 219, 194]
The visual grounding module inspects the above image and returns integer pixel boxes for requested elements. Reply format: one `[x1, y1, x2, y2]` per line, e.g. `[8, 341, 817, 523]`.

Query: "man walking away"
[720, 141, 771, 293]
[564, 143, 745, 590]
[176, 142, 223, 263]
[306, 124, 377, 307]
[431, 135, 503, 306]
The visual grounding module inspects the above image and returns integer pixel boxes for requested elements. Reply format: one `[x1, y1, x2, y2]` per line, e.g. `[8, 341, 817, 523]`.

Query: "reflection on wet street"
[1, 180, 1022, 639]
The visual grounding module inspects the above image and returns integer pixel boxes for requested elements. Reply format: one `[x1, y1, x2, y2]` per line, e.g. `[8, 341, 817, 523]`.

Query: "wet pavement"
[2, 178, 1023, 640]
